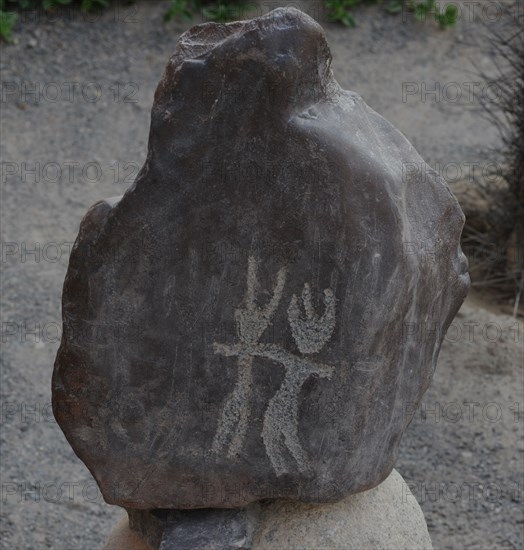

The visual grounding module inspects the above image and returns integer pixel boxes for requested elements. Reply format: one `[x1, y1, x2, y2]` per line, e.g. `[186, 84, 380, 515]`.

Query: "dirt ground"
[1, 1, 522, 548]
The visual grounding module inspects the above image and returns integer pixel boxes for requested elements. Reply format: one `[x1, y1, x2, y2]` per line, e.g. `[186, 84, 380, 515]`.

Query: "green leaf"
[164, 0, 194, 21]
[0, 9, 17, 42]
[443, 4, 458, 26]
[343, 12, 356, 26]
[387, 0, 402, 14]
[82, 0, 109, 12]
[43, 0, 72, 10]
[414, 4, 427, 21]
[325, 0, 359, 26]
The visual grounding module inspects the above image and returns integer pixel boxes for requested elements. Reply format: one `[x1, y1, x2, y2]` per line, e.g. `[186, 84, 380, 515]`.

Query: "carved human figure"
[261, 284, 336, 475]
[260, 352, 334, 476]
[212, 257, 286, 458]
[213, 257, 336, 475]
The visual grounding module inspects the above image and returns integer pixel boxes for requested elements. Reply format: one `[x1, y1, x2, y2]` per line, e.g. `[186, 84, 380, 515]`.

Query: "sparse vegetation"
[164, 0, 249, 24]
[163, 0, 195, 22]
[462, 4, 524, 314]
[406, 0, 458, 29]
[0, 1, 18, 42]
[0, 0, 459, 42]
[322, 0, 457, 29]
[0, 0, 110, 41]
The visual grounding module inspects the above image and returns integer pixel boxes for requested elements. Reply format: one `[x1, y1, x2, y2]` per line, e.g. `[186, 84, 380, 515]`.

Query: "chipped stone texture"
[123, 508, 261, 550]
[160, 508, 256, 550]
[53, 7, 469, 509]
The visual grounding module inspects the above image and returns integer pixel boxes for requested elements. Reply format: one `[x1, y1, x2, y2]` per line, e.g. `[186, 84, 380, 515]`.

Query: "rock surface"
[252, 469, 433, 549]
[159, 508, 257, 549]
[105, 469, 433, 549]
[52, 7, 469, 508]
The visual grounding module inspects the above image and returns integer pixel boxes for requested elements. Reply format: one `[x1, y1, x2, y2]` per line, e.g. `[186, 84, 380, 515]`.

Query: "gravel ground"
[1, 1, 522, 548]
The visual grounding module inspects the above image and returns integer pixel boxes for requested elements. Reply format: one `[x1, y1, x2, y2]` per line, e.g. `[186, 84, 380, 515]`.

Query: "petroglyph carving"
[288, 283, 336, 354]
[213, 256, 336, 475]
[212, 257, 287, 458]
[236, 257, 287, 345]
[52, 7, 471, 509]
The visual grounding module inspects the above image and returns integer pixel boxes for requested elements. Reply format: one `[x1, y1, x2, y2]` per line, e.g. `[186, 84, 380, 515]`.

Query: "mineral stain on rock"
[52, 7, 470, 509]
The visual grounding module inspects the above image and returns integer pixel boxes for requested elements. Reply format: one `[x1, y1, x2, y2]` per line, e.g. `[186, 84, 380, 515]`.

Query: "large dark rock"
[53, 7, 469, 509]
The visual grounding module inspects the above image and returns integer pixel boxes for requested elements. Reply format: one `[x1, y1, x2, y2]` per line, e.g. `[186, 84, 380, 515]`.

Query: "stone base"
[104, 517, 153, 550]
[104, 469, 432, 550]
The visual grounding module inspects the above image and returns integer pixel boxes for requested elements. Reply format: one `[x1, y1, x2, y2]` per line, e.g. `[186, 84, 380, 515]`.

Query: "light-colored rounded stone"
[105, 469, 432, 549]
[104, 516, 153, 550]
[252, 469, 432, 549]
